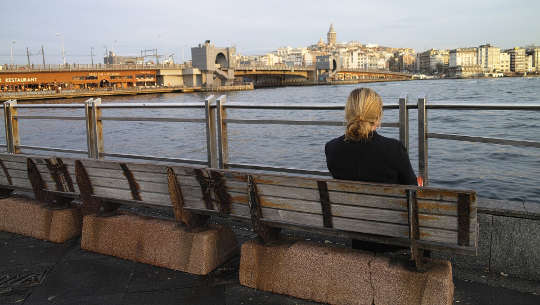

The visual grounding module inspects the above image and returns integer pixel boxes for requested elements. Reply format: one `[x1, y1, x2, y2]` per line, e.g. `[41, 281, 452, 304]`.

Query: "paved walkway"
[1, 228, 539, 305]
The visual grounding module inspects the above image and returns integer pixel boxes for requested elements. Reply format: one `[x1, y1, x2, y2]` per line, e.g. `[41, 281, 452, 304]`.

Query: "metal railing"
[2, 95, 539, 185]
[209, 94, 410, 176]
[416, 97, 540, 185]
[2, 97, 218, 166]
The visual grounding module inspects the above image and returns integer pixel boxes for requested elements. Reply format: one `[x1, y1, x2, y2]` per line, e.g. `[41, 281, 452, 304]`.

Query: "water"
[5, 77, 540, 204]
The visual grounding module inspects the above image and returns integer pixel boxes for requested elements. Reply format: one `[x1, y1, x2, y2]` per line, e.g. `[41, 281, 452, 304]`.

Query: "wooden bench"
[178, 168, 478, 266]
[68, 157, 238, 274]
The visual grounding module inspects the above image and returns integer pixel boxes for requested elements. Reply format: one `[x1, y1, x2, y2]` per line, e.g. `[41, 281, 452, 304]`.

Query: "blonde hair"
[344, 88, 383, 141]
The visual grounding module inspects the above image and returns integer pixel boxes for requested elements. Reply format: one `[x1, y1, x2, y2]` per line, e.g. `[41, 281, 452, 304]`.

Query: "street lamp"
[56, 33, 65, 65]
[10, 40, 16, 66]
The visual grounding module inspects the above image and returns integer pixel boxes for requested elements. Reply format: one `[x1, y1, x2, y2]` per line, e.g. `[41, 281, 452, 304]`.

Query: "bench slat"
[92, 186, 173, 207]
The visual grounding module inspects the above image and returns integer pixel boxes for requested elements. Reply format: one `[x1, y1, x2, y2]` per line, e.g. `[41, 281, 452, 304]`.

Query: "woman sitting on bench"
[325, 87, 418, 252]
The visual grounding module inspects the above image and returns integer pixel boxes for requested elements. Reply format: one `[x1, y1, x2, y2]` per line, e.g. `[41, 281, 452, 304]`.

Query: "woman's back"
[325, 132, 417, 185]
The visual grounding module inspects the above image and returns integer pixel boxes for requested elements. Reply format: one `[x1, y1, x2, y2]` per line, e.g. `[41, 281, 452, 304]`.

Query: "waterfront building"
[327, 24, 337, 46]
[0, 68, 157, 92]
[449, 48, 477, 67]
[527, 55, 534, 72]
[448, 48, 482, 77]
[534, 48, 540, 72]
[499, 52, 511, 72]
[508, 47, 527, 73]
[417, 49, 448, 74]
[477, 44, 500, 72]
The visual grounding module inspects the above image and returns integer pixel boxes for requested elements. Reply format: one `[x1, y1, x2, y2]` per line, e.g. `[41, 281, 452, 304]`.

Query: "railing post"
[92, 98, 104, 159]
[3, 100, 20, 154]
[418, 95, 428, 185]
[204, 95, 218, 167]
[84, 98, 103, 159]
[216, 95, 228, 169]
[84, 98, 95, 158]
[398, 93, 409, 152]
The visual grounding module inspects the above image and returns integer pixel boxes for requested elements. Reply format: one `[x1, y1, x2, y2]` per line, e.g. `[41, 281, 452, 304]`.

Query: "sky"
[1, 0, 539, 65]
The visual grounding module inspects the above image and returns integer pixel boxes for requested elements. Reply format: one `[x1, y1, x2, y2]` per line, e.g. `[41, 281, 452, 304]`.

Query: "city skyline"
[1, 0, 539, 65]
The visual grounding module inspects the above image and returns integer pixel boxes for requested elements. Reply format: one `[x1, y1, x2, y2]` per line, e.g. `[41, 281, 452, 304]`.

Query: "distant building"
[477, 44, 500, 72]
[499, 52, 511, 72]
[417, 49, 449, 74]
[103, 51, 144, 65]
[508, 47, 526, 73]
[448, 48, 482, 77]
[327, 24, 337, 46]
[534, 48, 540, 72]
[449, 48, 477, 67]
[527, 54, 534, 72]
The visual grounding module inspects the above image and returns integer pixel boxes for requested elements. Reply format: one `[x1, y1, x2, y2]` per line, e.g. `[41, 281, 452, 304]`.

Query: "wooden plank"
[77, 158, 202, 175]
[92, 186, 172, 207]
[330, 191, 476, 217]
[256, 184, 320, 201]
[2, 160, 28, 171]
[0, 154, 28, 163]
[4, 168, 28, 180]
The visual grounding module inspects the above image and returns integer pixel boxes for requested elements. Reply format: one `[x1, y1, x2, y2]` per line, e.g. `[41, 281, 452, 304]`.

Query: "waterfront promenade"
[2, 204, 539, 305]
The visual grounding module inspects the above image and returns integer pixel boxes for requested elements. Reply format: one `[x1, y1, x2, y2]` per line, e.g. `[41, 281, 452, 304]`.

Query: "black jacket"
[325, 131, 417, 185]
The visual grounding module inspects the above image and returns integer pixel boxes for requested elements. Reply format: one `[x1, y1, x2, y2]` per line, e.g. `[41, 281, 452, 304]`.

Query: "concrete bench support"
[81, 214, 238, 275]
[0, 197, 82, 243]
[239, 240, 453, 305]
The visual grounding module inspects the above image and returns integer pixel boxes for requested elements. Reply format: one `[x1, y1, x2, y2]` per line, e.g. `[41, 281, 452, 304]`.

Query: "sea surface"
[4, 77, 540, 204]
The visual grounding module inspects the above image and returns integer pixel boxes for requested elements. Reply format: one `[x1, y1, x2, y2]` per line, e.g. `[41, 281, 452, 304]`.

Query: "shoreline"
[1, 74, 537, 102]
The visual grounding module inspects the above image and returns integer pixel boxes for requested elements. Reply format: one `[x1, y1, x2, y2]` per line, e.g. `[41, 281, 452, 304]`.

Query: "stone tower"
[327, 24, 336, 46]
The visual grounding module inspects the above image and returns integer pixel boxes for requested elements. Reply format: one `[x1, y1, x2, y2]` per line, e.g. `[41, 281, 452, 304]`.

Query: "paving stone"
[126, 262, 208, 293]
[490, 216, 540, 281]
[122, 286, 225, 305]
[23, 257, 134, 303]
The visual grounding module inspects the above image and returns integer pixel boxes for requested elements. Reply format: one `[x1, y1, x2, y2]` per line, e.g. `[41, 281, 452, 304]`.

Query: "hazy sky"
[1, 0, 539, 64]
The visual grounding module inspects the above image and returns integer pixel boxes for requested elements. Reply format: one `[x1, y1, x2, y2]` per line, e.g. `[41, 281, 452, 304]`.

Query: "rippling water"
[5, 77, 540, 204]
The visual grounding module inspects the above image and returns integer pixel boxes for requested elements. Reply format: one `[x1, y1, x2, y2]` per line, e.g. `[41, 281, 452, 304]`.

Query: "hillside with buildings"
[234, 24, 540, 78]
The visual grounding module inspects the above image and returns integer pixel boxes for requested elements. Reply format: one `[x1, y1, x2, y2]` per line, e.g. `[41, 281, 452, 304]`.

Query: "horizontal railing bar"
[102, 152, 208, 165]
[13, 104, 86, 109]
[425, 103, 540, 111]
[224, 119, 399, 128]
[100, 117, 206, 123]
[222, 103, 400, 110]
[97, 103, 205, 109]
[428, 133, 540, 148]
[227, 162, 331, 176]
[225, 119, 343, 126]
[17, 145, 88, 154]
[15, 115, 85, 121]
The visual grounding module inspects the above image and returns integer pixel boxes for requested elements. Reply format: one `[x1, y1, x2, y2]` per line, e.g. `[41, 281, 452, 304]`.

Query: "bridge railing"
[0, 63, 187, 72]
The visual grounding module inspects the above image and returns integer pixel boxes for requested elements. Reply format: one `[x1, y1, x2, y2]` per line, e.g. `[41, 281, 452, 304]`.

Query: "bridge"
[231, 64, 411, 87]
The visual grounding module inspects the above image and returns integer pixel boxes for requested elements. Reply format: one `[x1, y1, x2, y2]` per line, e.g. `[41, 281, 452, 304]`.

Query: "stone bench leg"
[81, 214, 239, 275]
[239, 240, 453, 305]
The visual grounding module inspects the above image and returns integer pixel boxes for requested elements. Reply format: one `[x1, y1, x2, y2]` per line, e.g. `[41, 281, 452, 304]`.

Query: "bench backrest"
[0, 153, 32, 191]
[182, 168, 478, 255]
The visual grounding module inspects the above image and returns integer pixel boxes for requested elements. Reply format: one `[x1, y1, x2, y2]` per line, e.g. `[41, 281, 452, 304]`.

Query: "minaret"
[327, 24, 336, 46]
